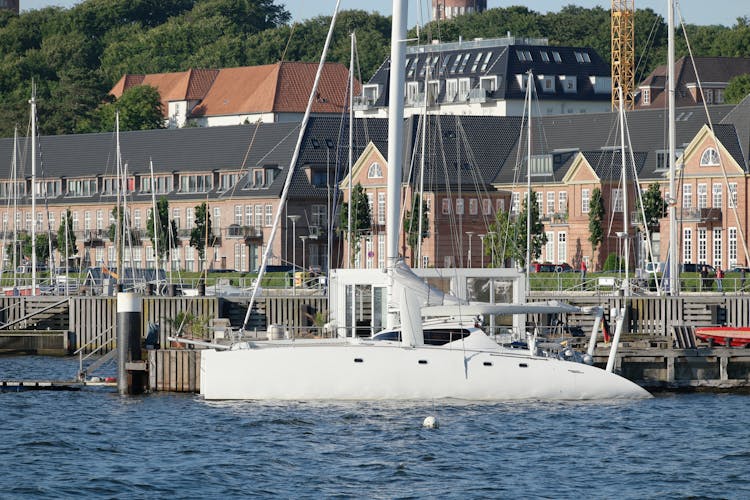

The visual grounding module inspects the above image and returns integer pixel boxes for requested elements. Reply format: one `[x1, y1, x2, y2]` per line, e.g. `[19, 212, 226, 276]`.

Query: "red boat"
[695, 327, 750, 347]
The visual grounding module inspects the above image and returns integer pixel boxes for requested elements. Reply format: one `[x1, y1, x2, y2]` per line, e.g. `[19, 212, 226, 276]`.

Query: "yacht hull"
[200, 342, 650, 401]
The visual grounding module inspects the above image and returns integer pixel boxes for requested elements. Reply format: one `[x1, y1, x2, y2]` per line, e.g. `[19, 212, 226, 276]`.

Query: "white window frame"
[700, 147, 720, 166]
[581, 189, 590, 214]
[698, 228, 707, 264]
[697, 183, 707, 209]
[683, 184, 693, 209]
[713, 228, 722, 269]
[683, 228, 693, 263]
[712, 183, 722, 208]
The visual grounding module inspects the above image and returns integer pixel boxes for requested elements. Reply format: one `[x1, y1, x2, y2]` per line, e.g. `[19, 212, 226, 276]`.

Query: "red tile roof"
[110, 62, 359, 119]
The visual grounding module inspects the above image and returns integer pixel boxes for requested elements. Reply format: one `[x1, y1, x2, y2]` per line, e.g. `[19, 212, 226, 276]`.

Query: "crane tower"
[611, 0, 635, 109]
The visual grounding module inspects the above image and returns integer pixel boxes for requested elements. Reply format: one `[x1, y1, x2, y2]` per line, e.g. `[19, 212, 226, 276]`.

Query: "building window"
[700, 148, 720, 166]
[367, 162, 383, 179]
[697, 183, 707, 209]
[366, 238, 373, 269]
[67, 179, 97, 197]
[311, 205, 326, 226]
[245, 205, 253, 226]
[234, 205, 243, 226]
[455, 198, 464, 215]
[558, 191, 567, 214]
[446, 79, 458, 102]
[179, 174, 212, 193]
[265, 204, 273, 226]
[704, 89, 714, 104]
[581, 189, 590, 214]
[713, 228, 722, 270]
[716, 89, 724, 104]
[610, 188, 622, 213]
[683, 184, 692, 209]
[377, 193, 386, 224]
[641, 88, 650, 105]
[255, 205, 263, 228]
[133, 208, 141, 229]
[458, 78, 471, 100]
[557, 232, 567, 263]
[96, 209, 103, 230]
[186, 207, 194, 229]
[712, 183, 722, 208]
[546, 231, 554, 261]
[172, 208, 181, 229]
[511, 192, 520, 213]
[482, 199, 492, 216]
[406, 81, 419, 103]
[729, 227, 737, 268]
[729, 183, 738, 208]
[469, 198, 478, 216]
[220, 173, 240, 192]
[683, 228, 693, 263]
[698, 228, 707, 264]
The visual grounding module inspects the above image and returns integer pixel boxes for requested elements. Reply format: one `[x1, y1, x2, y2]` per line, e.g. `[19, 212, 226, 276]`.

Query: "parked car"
[531, 262, 573, 273]
[730, 266, 750, 273]
[681, 263, 715, 274]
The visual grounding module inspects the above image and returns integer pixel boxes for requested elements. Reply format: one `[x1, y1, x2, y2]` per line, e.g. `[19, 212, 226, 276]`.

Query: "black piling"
[117, 292, 146, 395]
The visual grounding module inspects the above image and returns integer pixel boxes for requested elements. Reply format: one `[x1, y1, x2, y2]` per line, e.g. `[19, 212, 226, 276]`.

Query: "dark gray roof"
[367, 38, 610, 107]
[580, 151, 647, 182]
[493, 103, 737, 184]
[720, 94, 750, 169]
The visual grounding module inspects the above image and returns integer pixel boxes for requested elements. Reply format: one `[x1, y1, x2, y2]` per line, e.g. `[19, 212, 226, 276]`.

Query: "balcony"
[540, 212, 568, 225]
[679, 206, 722, 226]
[467, 88, 490, 103]
[353, 95, 376, 110]
[83, 229, 106, 247]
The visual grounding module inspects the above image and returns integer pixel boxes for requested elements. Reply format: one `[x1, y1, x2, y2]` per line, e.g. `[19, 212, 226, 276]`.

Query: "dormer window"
[642, 87, 651, 105]
[179, 173, 212, 193]
[368, 162, 383, 179]
[552, 51, 562, 63]
[700, 147, 720, 166]
[574, 51, 591, 63]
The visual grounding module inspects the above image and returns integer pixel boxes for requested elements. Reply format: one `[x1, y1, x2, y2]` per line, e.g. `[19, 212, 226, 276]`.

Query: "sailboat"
[195, 0, 650, 401]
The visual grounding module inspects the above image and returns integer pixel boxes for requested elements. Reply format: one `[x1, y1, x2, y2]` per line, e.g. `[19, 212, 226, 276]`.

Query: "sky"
[22, 0, 746, 28]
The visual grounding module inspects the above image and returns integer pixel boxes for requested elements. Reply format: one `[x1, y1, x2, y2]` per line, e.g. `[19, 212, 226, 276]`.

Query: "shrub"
[603, 253, 621, 271]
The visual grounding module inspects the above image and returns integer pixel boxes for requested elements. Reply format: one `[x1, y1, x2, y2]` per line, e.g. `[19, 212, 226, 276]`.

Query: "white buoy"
[422, 416, 438, 429]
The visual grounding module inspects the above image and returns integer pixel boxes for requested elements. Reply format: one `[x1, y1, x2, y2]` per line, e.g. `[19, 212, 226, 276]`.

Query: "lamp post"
[287, 215, 301, 271]
[466, 231, 474, 268]
[478, 234, 486, 268]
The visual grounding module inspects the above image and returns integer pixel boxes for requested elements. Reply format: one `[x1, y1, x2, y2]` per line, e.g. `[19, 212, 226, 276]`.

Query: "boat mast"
[667, 0, 679, 296]
[618, 86, 630, 296]
[30, 84, 37, 296]
[386, 0, 407, 328]
[525, 71, 532, 295]
[347, 31, 355, 268]
[149, 158, 160, 293]
[115, 111, 122, 289]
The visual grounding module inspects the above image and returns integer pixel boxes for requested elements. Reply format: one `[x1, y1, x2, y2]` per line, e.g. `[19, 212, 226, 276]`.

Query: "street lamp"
[478, 234, 486, 268]
[287, 215, 301, 272]
[466, 231, 474, 268]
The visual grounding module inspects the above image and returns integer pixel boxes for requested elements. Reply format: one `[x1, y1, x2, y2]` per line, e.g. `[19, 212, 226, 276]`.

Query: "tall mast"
[149, 158, 160, 292]
[347, 31, 355, 268]
[30, 84, 37, 296]
[667, 0, 679, 295]
[618, 86, 630, 296]
[386, 0, 407, 328]
[525, 71, 533, 295]
[115, 111, 122, 288]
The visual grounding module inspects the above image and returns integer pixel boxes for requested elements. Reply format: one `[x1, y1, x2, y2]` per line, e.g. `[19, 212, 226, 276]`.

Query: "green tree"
[588, 188, 605, 262]
[514, 190, 547, 267]
[97, 84, 165, 131]
[56, 209, 77, 261]
[338, 183, 371, 265]
[725, 74, 750, 104]
[190, 202, 217, 268]
[485, 209, 516, 268]
[403, 193, 429, 266]
[146, 196, 178, 261]
[639, 183, 668, 230]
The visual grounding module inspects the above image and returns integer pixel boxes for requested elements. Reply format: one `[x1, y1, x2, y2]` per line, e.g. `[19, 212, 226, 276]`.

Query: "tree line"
[1, 1, 749, 138]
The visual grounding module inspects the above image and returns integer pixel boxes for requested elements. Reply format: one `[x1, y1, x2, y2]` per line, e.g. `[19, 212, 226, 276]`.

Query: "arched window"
[367, 162, 383, 178]
[700, 147, 720, 166]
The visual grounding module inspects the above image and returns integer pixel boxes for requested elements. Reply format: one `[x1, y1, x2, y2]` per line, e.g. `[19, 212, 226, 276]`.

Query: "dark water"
[1, 356, 749, 499]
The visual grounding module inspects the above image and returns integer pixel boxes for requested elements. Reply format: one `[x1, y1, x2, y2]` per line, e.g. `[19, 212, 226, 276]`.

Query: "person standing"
[716, 268, 724, 292]
[580, 260, 587, 286]
[741, 268, 746, 292]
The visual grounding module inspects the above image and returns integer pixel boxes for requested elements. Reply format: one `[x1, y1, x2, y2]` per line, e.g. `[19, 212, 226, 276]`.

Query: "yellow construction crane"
[611, 0, 635, 109]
